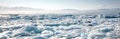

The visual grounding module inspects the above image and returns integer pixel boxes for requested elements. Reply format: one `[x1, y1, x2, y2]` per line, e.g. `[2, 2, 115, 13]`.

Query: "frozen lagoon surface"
[0, 14, 120, 39]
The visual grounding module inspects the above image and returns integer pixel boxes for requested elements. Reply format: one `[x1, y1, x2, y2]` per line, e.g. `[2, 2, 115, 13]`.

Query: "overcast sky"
[0, 0, 120, 10]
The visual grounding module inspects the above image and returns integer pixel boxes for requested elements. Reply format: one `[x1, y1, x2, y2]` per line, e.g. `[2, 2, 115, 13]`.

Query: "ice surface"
[0, 14, 120, 39]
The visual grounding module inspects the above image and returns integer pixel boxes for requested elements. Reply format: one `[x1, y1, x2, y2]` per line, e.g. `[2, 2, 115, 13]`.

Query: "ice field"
[0, 14, 120, 39]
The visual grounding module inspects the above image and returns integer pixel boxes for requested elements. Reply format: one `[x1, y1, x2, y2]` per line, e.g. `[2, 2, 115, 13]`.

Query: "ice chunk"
[38, 17, 45, 20]
[24, 26, 42, 33]
[23, 16, 33, 20]
[104, 14, 120, 18]
[41, 30, 54, 38]
[8, 16, 21, 20]
[43, 24, 61, 26]
[34, 37, 46, 39]
[14, 32, 32, 37]
[99, 28, 114, 33]
[0, 36, 7, 39]
[51, 17, 58, 20]
[0, 28, 3, 33]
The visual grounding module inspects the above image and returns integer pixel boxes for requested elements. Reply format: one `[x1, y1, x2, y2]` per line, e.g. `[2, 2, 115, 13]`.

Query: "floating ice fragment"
[99, 28, 113, 33]
[41, 30, 54, 38]
[34, 36, 46, 39]
[0, 28, 3, 33]
[0, 36, 7, 39]
[14, 32, 32, 37]
[24, 26, 42, 33]
[43, 24, 61, 26]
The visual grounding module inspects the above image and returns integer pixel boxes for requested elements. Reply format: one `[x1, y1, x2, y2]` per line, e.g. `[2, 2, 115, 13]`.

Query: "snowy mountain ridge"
[0, 6, 120, 14]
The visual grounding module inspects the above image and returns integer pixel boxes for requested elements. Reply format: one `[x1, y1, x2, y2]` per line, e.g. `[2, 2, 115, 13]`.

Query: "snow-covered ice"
[0, 14, 120, 39]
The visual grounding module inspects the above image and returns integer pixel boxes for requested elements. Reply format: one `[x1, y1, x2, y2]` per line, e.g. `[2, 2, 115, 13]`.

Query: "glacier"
[0, 14, 120, 39]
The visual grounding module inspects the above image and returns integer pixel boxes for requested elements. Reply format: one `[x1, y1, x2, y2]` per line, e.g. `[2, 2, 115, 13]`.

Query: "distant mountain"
[0, 6, 120, 14]
[78, 8, 120, 15]
[0, 6, 43, 10]
[0, 6, 44, 14]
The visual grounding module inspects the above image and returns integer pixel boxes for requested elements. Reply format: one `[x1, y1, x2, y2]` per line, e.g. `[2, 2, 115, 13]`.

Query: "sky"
[0, 0, 120, 10]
